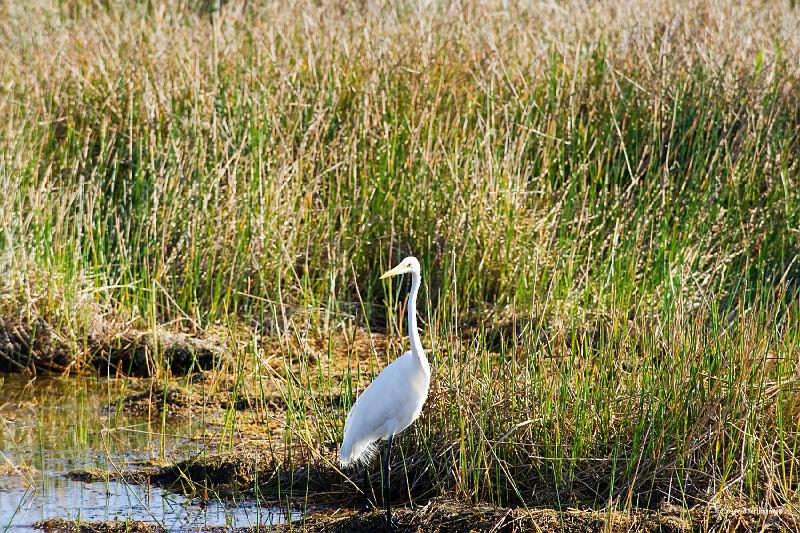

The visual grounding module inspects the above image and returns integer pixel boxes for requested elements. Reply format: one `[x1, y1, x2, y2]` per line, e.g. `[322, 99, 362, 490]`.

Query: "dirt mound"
[35, 518, 164, 533]
[0, 316, 223, 376]
[92, 330, 222, 377]
[150, 451, 341, 499]
[67, 451, 339, 500]
[116, 374, 279, 419]
[119, 386, 202, 418]
[153, 451, 268, 494]
[65, 467, 158, 485]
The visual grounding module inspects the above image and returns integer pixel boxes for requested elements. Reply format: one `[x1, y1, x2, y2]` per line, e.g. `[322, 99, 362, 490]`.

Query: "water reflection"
[0, 375, 295, 531]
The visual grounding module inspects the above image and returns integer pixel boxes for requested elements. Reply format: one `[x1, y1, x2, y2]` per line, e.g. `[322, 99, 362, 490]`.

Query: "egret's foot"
[360, 499, 377, 513]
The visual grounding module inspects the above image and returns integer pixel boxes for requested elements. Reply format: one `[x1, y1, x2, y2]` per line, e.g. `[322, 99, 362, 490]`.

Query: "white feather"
[340, 351, 429, 466]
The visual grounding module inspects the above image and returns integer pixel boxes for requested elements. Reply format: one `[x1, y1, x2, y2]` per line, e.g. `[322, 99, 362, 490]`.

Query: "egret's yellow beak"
[380, 263, 406, 280]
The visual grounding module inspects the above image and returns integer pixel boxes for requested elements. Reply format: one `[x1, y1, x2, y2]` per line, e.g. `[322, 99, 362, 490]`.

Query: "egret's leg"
[362, 466, 373, 511]
[383, 433, 395, 529]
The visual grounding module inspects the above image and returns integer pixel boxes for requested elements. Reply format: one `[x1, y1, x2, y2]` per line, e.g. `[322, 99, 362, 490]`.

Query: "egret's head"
[380, 256, 420, 279]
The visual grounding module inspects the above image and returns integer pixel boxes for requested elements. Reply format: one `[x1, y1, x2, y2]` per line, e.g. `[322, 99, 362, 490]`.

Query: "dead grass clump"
[65, 467, 155, 486]
[0, 315, 224, 376]
[0, 462, 36, 477]
[0, 316, 73, 373]
[690, 504, 800, 532]
[153, 451, 279, 496]
[91, 330, 222, 377]
[34, 518, 163, 533]
[0, 460, 37, 490]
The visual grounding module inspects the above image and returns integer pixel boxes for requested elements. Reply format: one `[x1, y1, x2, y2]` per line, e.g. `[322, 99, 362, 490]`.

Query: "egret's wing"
[339, 353, 412, 466]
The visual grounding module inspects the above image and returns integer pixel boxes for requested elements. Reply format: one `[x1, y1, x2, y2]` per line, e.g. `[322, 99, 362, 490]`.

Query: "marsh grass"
[1, 0, 800, 517]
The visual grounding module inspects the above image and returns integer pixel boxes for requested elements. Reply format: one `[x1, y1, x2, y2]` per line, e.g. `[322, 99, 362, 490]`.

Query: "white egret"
[339, 256, 430, 530]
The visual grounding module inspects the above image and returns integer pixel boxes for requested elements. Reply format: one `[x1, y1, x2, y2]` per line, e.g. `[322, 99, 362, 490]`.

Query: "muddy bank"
[117, 372, 286, 418]
[34, 499, 800, 532]
[272, 500, 672, 533]
[35, 518, 165, 533]
[0, 316, 223, 376]
[0, 310, 386, 378]
[65, 467, 158, 485]
[67, 451, 342, 500]
[92, 330, 222, 376]
[59, 449, 800, 532]
[35, 520, 249, 533]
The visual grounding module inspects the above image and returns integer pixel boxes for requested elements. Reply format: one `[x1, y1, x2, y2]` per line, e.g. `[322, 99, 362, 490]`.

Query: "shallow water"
[0, 375, 297, 531]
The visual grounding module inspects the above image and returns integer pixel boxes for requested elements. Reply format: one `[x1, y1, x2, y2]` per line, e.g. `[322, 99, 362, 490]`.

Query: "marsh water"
[0, 375, 296, 531]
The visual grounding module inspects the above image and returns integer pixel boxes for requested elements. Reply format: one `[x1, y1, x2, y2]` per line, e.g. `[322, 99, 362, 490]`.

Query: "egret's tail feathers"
[339, 438, 378, 467]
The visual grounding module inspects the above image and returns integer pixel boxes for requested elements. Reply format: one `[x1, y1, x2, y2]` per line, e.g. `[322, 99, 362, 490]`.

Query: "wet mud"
[34, 499, 800, 532]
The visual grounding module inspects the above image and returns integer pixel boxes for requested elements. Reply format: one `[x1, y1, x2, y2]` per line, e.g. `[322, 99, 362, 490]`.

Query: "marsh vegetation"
[1, 0, 800, 530]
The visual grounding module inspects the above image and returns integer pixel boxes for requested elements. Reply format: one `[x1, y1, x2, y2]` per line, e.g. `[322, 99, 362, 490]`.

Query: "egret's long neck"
[407, 271, 428, 372]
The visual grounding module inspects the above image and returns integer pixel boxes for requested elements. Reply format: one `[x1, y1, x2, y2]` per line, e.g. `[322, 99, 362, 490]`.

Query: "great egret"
[340, 256, 430, 530]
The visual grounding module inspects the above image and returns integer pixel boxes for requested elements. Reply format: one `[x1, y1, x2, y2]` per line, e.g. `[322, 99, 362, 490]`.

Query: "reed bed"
[1, 0, 799, 514]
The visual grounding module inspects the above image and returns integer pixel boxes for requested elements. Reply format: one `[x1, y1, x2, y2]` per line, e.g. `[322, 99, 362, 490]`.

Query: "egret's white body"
[339, 347, 430, 465]
[340, 256, 430, 467]
[339, 256, 430, 529]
